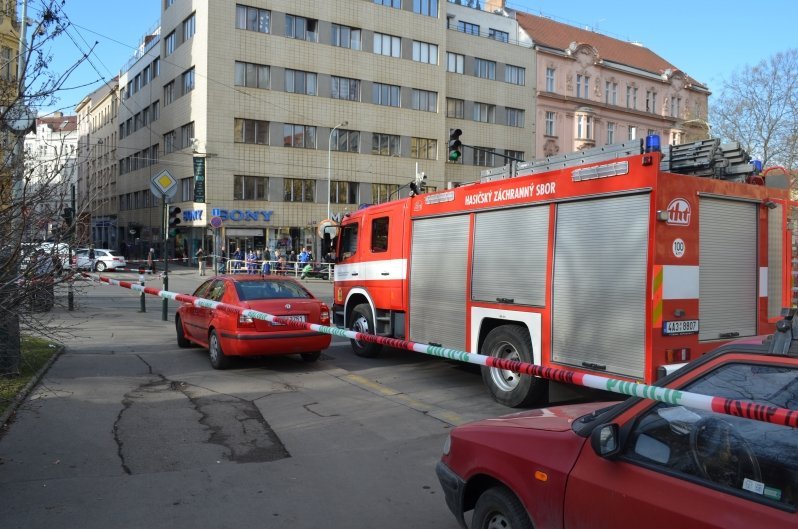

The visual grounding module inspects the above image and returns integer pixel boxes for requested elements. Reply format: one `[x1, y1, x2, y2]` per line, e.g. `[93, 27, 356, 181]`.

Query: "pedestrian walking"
[195, 247, 206, 276]
[147, 248, 155, 274]
[232, 247, 243, 272]
[247, 249, 257, 274]
[88, 245, 96, 271]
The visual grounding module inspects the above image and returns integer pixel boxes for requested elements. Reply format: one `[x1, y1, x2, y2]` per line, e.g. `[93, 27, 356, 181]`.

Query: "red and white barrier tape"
[83, 272, 798, 428]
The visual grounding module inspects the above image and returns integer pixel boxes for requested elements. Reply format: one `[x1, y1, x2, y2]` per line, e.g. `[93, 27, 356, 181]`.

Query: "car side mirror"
[590, 423, 621, 459]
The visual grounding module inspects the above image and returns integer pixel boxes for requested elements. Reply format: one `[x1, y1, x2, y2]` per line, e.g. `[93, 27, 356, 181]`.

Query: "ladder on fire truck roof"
[480, 137, 758, 183]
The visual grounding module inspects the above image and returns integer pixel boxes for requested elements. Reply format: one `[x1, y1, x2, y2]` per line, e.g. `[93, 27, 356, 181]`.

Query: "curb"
[0, 344, 64, 432]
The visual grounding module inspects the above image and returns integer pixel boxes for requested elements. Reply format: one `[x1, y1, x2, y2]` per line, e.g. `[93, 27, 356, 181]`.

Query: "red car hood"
[467, 401, 619, 432]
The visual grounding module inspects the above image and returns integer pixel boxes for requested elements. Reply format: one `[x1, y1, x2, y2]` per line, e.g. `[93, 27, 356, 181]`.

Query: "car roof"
[220, 274, 301, 284]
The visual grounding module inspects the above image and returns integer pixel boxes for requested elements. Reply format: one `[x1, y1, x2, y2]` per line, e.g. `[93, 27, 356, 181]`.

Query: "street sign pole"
[162, 194, 168, 322]
[150, 169, 177, 323]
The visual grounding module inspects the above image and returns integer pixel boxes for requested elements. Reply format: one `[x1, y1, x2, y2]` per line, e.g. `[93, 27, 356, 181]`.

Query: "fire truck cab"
[332, 136, 793, 407]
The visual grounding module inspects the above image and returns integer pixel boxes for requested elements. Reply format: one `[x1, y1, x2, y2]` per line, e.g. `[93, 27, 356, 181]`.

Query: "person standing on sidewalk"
[195, 247, 206, 276]
[88, 245, 96, 271]
[147, 248, 156, 274]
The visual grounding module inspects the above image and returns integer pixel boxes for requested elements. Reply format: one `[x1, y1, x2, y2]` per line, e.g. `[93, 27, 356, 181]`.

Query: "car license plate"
[663, 320, 699, 336]
[272, 314, 306, 326]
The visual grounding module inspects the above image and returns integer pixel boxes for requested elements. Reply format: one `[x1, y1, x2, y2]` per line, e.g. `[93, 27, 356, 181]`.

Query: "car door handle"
[351, 272, 358, 276]
[381, 272, 389, 276]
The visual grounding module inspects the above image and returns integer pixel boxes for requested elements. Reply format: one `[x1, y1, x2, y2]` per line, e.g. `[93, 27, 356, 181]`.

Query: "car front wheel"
[349, 303, 382, 358]
[208, 329, 230, 369]
[471, 486, 532, 529]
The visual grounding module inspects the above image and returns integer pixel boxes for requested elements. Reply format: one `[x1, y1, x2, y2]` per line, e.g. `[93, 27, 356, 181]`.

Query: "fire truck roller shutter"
[472, 205, 549, 306]
[767, 202, 784, 320]
[699, 198, 757, 340]
[552, 193, 649, 379]
[409, 215, 470, 351]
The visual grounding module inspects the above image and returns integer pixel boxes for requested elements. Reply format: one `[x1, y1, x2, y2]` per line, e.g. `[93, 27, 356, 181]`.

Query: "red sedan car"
[175, 275, 331, 369]
[437, 322, 798, 529]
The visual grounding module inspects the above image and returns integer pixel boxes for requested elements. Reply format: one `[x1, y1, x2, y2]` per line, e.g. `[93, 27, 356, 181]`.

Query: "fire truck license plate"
[663, 320, 699, 336]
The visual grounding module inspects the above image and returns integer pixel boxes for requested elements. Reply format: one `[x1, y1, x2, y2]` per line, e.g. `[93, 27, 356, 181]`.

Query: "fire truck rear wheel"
[350, 303, 383, 358]
[480, 325, 546, 408]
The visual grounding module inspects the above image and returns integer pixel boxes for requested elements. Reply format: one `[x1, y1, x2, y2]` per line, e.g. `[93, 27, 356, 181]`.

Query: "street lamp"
[327, 121, 348, 220]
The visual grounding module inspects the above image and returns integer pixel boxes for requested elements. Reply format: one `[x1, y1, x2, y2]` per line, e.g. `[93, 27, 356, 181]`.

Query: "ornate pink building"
[514, 11, 710, 158]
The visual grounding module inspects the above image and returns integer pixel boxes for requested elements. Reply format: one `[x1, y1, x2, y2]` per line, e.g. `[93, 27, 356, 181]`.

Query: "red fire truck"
[332, 137, 793, 407]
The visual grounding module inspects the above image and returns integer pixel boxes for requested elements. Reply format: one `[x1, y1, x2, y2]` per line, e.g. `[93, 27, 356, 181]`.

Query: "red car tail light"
[320, 304, 330, 324]
[238, 312, 255, 328]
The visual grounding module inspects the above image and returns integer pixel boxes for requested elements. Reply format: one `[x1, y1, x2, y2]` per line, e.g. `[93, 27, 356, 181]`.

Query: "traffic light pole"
[161, 196, 168, 321]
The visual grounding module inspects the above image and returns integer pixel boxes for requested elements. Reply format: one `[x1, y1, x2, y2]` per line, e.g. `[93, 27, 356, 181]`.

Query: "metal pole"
[138, 269, 145, 313]
[327, 121, 347, 220]
[161, 195, 168, 321]
[68, 184, 75, 310]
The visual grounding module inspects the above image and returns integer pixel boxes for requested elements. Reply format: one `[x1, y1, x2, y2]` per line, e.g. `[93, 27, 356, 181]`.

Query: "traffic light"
[448, 128, 462, 162]
[168, 206, 182, 237]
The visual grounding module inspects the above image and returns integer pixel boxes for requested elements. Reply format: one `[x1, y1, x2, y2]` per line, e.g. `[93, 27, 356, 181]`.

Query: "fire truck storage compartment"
[698, 197, 757, 341]
[767, 202, 784, 320]
[552, 193, 649, 379]
[472, 205, 549, 306]
[409, 215, 469, 351]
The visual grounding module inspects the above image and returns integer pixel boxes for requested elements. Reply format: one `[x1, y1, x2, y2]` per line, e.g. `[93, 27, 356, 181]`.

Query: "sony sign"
[211, 208, 274, 222]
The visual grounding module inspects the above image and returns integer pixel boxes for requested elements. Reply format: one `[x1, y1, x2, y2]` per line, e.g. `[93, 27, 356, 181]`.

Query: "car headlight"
[442, 434, 451, 456]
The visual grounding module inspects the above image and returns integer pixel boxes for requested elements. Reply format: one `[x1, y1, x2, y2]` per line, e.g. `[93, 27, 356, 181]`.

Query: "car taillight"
[320, 305, 330, 324]
[238, 312, 254, 328]
[665, 348, 690, 363]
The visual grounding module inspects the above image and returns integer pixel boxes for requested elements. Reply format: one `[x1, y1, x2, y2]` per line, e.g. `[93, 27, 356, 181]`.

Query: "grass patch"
[0, 336, 59, 417]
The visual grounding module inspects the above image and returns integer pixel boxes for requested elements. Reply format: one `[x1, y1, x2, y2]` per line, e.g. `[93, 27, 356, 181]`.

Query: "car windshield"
[235, 280, 311, 301]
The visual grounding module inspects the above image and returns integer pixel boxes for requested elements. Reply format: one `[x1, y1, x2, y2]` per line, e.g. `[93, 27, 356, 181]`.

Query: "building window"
[458, 21, 479, 35]
[670, 96, 681, 118]
[372, 83, 400, 107]
[165, 0, 174, 8]
[447, 52, 464, 74]
[411, 89, 437, 112]
[180, 177, 194, 201]
[646, 90, 657, 113]
[142, 107, 150, 126]
[283, 178, 315, 202]
[489, 28, 508, 42]
[411, 137, 437, 160]
[134, 112, 141, 131]
[628, 125, 637, 140]
[286, 14, 318, 42]
[606, 122, 615, 144]
[474, 147, 495, 167]
[142, 65, 150, 86]
[671, 131, 683, 145]
[125, 118, 132, 136]
[1, 46, 12, 81]
[505, 149, 524, 161]
[412, 41, 438, 64]
[332, 24, 361, 50]
[234, 118, 268, 144]
[446, 98, 464, 119]
[152, 58, 160, 78]
[647, 129, 657, 137]
[151, 101, 160, 121]
[182, 67, 195, 95]
[151, 144, 159, 164]
[372, 133, 400, 156]
[163, 130, 176, 154]
[285, 69, 317, 95]
[235, 61, 270, 89]
[373, 32, 401, 58]
[473, 102, 496, 123]
[545, 67, 555, 92]
[283, 124, 317, 148]
[183, 13, 196, 42]
[605, 81, 618, 105]
[372, 183, 399, 204]
[134, 74, 141, 93]
[626, 86, 638, 109]
[474, 58, 496, 80]
[163, 81, 174, 105]
[545, 111, 555, 136]
[413, 0, 438, 16]
[330, 181, 359, 204]
[165, 31, 175, 56]
[236, 4, 270, 33]
[331, 129, 360, 153]
[331, 76, 361, 101]
[234, 175, 268, 200]
[505, 64, 525, 85]
[506, 107, 524, 128]
[576, 114, 594, 139]
[180, 122, 194, 149]
[576, 74, 590, 98]
[374, 0, 401, 7]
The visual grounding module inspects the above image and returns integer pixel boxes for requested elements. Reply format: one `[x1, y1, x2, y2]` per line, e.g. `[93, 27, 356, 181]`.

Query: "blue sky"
[36, 0, 798, 116]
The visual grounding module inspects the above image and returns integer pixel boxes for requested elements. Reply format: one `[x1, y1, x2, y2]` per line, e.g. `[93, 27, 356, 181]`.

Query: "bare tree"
[1, 0, 95, 375]
[711, 49, 798, 171]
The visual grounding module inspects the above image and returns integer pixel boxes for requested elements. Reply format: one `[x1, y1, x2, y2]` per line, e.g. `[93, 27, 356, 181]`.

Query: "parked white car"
[73, 248, 127, 271]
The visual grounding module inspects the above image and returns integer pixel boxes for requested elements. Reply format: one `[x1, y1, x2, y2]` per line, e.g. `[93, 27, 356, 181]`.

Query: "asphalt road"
[0, 266, 512, 529]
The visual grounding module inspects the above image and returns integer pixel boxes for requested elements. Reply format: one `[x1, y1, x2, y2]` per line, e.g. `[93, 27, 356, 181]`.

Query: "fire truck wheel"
[480, 325, 546, 408]
[350, 303, 383, 358]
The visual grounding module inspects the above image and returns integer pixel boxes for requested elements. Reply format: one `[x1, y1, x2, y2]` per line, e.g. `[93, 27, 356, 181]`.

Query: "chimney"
[485, 0, 506, 12]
